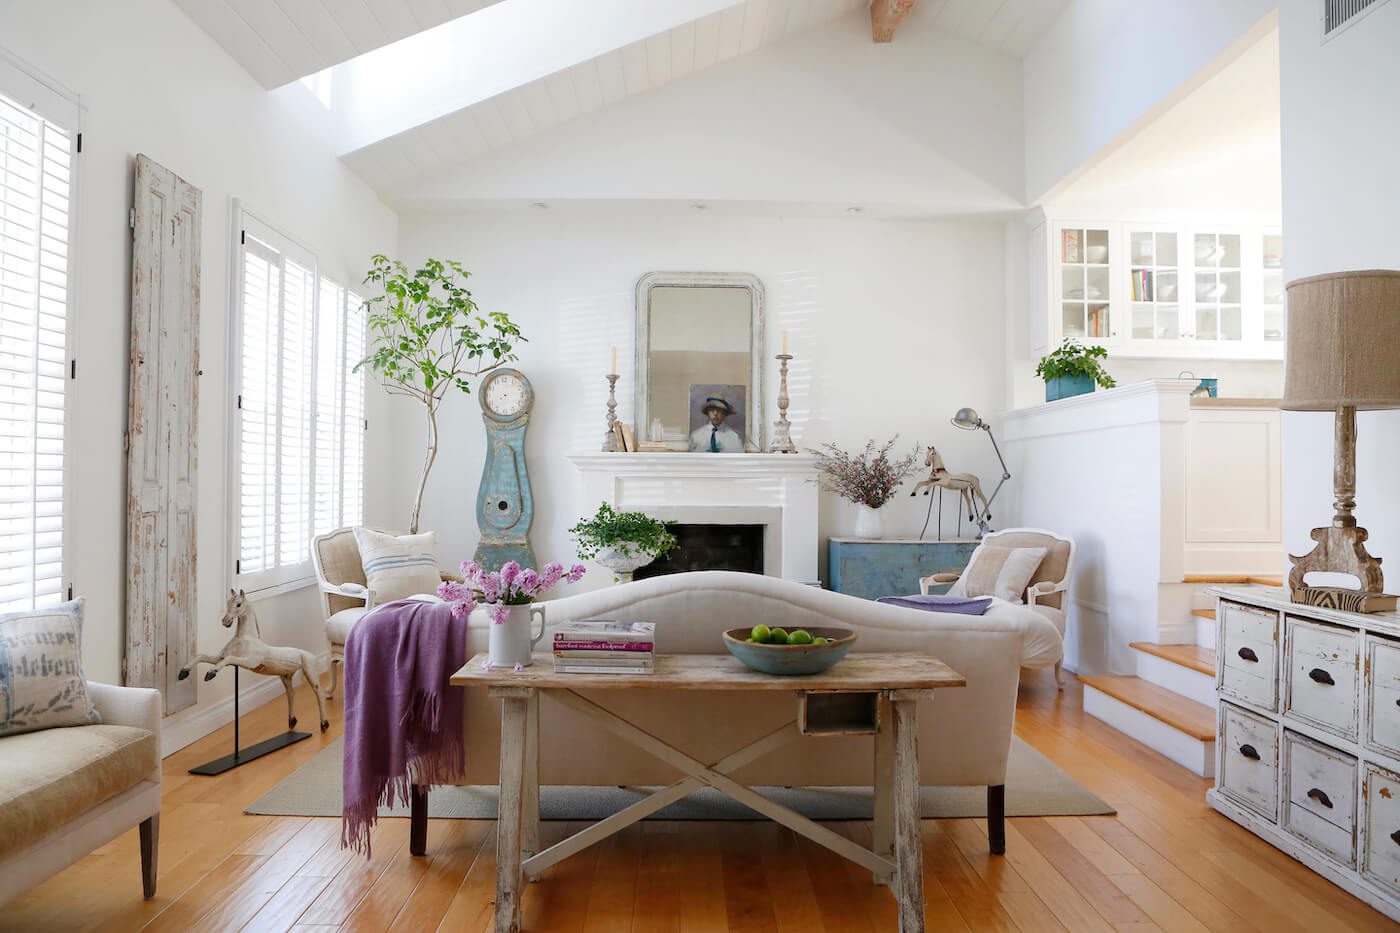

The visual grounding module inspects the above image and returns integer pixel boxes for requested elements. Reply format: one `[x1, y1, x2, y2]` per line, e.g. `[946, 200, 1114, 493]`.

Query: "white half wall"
[369, 211, 1009, 585]
[1278, 0, 1400, 582]
[0, 0, 396, 747]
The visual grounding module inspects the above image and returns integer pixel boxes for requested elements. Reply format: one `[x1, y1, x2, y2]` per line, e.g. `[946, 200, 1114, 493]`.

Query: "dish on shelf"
[1064, 286, 1104, 300]
[1085, 245, 1109, 263]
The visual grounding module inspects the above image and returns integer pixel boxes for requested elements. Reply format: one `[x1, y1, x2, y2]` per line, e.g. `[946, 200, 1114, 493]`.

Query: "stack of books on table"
[552, 620, 655, 674]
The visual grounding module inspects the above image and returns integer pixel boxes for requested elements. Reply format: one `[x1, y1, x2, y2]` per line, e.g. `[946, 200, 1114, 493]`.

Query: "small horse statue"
[179, 589, 328, 732]
[910, 446, 990, 525]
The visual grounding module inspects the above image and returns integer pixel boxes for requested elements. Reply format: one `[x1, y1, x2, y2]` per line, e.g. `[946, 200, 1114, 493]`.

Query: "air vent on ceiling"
[1323, 0, 1392, 40]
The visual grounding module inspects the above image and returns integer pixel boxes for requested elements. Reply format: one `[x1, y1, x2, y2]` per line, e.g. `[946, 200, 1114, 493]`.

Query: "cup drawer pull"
[1237, 647, 1259, 663]
[1391, 830, 1400, 847]
[1308, 668, 1335, 686]
[1307, 787, 1334, 809]
[1239, 744, 1261, 760]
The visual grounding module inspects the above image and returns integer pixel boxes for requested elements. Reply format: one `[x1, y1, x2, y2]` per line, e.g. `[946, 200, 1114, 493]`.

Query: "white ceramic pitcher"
[487, 604, 547, 668]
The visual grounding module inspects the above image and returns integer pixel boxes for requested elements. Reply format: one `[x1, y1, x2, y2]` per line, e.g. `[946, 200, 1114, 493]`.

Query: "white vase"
[853, 504, 885, 540]
[594, 545, 659, 584]
[485, 604, 546, 668]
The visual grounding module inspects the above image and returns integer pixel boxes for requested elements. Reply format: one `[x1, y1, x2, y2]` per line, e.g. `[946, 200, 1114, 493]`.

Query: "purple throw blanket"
[341, 599, 468, 856]
[875, 593, 993, 615]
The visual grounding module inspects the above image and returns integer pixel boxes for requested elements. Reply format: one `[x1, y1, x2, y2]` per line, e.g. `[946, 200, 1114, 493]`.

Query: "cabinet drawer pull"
[1307, 787, 1334, 809]
[1391, 831, 1400, 847]
[1237, 647, 1259, 663]
[1239, 744, 1260, 760]
[1308, 668, 1335, 686]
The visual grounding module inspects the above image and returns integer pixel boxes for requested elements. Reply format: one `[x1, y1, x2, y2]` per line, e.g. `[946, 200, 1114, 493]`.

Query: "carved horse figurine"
[910, 446, 991, 525]
[179, 589, 329, 732]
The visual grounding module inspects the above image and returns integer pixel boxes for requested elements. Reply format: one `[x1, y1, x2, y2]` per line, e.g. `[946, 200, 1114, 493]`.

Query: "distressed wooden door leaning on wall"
[125, 154, 201, 714]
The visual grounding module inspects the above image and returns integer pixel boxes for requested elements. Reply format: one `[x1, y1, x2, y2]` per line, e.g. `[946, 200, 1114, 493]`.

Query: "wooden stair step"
[1076, 675, 1216, 741]
[1129, 642, 1216, 676]
[1191, 608, 1216, 621]
[1183, 574, 1283, 587]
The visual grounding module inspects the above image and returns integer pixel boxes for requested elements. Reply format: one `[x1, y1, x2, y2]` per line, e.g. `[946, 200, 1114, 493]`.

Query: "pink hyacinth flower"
[490, 602, 510, 625]
[567, 563, 587, 584]
[499, 561, 521, 590]
[516, 568, 540, 598]
[541, 562, 564, 590]
[437, 580, 469, 603]
[449, 598, 475, 621]
[480, 573, 503, 604]
[459, 559, 480, 581]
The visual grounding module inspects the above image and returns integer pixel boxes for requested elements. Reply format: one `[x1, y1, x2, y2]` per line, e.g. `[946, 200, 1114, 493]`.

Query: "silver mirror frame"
[634, 271, 766, 452]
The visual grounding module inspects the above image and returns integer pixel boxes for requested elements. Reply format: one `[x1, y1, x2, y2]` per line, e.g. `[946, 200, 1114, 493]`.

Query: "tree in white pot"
[355, 255, 525, 534]
[812, 437, 918, 539]
[570, 502, 679, 583]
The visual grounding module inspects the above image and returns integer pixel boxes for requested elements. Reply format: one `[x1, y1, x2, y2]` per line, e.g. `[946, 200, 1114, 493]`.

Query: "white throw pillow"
[0, 598, 102, 738]
[947, 546, 1047, 604]
[353, 528, 441, 603]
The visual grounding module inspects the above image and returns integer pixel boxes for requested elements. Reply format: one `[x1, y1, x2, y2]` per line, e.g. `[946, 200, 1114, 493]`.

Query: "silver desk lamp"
[950, 407, 1011, 535]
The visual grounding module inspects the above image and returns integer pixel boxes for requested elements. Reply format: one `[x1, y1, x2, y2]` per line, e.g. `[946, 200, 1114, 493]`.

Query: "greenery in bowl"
[1033, 339, 1117, 389]
[569, 502, 679, 561]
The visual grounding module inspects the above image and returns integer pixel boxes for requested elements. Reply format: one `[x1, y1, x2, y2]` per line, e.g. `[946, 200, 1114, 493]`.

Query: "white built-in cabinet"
[1042, 221, 1284, 360]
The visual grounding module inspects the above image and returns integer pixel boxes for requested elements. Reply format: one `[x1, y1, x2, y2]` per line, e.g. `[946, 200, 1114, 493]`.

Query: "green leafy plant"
[1033, 339, 1117, 389]
[569, 502, 679, 561]
[355, 255, 525, 533]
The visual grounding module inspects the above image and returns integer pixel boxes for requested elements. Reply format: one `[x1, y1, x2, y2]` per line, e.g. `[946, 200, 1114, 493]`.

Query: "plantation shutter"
[0, 83, 74, 613]
[313, 279, 366, 537]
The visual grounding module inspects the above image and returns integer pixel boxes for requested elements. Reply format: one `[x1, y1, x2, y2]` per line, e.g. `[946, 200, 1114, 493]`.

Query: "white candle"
[610, 345, 617, 374]
[782, 330, 789, 355]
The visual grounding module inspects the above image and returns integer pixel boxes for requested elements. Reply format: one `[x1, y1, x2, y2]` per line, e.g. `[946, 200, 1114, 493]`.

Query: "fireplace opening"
[634, 523, 765, 579]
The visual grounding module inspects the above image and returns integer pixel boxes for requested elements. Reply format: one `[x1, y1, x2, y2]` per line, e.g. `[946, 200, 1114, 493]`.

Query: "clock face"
[485, 371, 528, 417]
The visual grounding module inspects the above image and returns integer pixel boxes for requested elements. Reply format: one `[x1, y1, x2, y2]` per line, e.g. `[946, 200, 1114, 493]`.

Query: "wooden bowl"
[721, 626, 857, 676]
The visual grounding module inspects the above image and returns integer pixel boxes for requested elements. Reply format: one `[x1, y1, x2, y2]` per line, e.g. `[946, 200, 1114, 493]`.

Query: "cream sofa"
[455, 571, 1060, 840]
[0, 681, 162, 905]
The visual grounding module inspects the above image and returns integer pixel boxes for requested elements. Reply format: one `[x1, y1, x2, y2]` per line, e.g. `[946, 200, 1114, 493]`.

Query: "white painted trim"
[1156, 619, 1198, 645]
[1197, 615, 1218, 650]
[1134, 650, 1218, 709]
[1083, 684, 1215, 777]
[1002, 378, 1196, 439]
[159, 649, 328, 757]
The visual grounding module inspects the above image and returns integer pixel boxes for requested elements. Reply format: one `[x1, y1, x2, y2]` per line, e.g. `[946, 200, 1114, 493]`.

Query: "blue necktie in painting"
[710, 426, 719, 452]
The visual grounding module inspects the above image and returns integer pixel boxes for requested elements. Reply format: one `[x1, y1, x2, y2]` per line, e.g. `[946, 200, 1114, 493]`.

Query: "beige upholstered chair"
[311, 527, 462, 697]
[920, 527, 1075, 689]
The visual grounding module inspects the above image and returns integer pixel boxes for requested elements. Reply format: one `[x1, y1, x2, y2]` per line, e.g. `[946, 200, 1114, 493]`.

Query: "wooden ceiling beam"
[871, 0, 918, 42]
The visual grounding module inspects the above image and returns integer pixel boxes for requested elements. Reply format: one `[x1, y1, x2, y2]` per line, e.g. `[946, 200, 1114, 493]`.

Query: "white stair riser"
[1196, 615, 1217, 650]
[1083, 686, 1216, 778]
[1135, 652, 1218, 709]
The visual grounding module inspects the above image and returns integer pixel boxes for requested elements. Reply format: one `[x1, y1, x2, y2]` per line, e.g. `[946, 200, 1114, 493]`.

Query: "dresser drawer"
[1218, 702, 1279, 819]
[1219, 601, 1278, 710]
[1363, 762, 1400, 897]
[1367, 635, 1400, 757]
[1285, 618, 1360, 741]
[1282, 730, 1357, 867]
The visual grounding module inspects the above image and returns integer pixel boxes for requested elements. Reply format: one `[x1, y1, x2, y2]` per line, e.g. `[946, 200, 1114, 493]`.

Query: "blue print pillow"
[0, 598, 101, 737]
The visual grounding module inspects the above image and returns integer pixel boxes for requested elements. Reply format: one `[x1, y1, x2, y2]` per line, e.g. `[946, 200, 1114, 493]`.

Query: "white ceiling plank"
[405, 0, 453, 29]
[446, 109, 492, 159]
[645, 32, 673, 87]
[760, 0, 791, 43]
[360, 0, 421, 39]
[692, 10, 722, 70]
[274, 0, 358, 64]
[495, 90, 537, 141]
[595, 52, 628, 105]
[545, 70, 583, 123]
[412, 117, 464, 168]
[715, 4, 747, 61]
[316, 0, 388, 52]
[739, 0, 770, 54]
[620, 40, 651, 97]
[472, 99, 515, 148]
[233, 0, 332, 76]
[670, 21, 697, 80]
[518, 80, 560, 132]
[176, 0, 295, 87]
[567, 59, 604, 114]
[445, 0, 496, 14]
[979, 0, 1024, 47]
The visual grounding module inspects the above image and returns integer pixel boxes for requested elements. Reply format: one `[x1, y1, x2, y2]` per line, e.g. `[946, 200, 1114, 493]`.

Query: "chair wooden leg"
[325, 655, 340, 699]
[139, 815, 159, 899]
[987, 785, 1006, 855]
[1054, 661, 1064, 691]
[410, 785, 429, 856]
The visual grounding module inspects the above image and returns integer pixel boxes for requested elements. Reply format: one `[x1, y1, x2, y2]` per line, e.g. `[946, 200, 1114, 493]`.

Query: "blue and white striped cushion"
[352, 528, 441, 603]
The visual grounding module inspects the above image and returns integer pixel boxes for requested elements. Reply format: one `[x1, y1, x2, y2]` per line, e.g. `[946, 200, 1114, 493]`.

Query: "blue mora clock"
[474, 368, 536, 571]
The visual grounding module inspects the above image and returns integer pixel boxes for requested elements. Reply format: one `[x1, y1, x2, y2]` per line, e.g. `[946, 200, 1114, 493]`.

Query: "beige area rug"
[245, 736, 1113, 820]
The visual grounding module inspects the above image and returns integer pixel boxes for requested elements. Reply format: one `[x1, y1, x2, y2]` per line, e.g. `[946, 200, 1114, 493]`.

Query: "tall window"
[0, 78, 76, 613]
[233, 212, 365, 592]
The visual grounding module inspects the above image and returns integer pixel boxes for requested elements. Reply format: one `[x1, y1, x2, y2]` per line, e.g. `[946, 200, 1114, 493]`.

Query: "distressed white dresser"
[1208, 585, 1400, 920]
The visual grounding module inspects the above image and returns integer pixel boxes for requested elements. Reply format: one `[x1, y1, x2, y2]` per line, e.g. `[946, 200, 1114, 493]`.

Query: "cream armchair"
[311, 527, 462, 698]
[920, 527, 1075, 689]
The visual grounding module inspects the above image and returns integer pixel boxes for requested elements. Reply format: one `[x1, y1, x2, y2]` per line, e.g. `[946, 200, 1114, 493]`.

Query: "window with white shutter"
[0, 70, 77, 614]
[231, 209, 366, 593]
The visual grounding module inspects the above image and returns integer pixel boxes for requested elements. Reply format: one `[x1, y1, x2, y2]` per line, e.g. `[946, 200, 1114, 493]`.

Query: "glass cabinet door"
[1193, 232, 1243, 341]
[1261, 233, 1284, 343]
[1128, 230, 1180, 341]
[1058, 227, 1111, 341]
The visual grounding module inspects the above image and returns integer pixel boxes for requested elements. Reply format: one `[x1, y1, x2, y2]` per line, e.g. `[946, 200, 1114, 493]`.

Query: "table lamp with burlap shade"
[1283, 270, 1400, 606]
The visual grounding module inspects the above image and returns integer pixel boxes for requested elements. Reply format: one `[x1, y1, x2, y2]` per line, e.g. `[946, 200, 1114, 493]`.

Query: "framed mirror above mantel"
[634, 271, 765, 452]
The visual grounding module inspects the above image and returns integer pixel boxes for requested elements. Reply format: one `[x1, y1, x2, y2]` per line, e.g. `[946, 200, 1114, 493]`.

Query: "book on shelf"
[553, 659, 654, 675]
[1061, 229, 1081, 263]
[554, 647, 655, 658]
[553, 620, 654, 643]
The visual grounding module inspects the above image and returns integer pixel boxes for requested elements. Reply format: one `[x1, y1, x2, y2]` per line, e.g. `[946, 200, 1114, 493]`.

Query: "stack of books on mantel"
[552, 620, 655, 674]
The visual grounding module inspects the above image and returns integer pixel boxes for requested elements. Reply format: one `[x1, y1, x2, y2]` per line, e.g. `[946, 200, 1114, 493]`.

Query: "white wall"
[371, 211, 1008, 581]
[1023, 0, 1277, 203]
[1278, 0, 1400, 580]
[0, 0, 396, 743]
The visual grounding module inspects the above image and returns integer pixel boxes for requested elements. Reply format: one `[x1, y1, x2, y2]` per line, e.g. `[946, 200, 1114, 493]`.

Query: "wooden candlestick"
[602, 374, 620, 452]
[769, 354, 798, 454]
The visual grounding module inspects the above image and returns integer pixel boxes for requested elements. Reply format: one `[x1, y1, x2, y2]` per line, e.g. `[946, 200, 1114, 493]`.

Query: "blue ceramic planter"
[1045, 374, 1095, 402]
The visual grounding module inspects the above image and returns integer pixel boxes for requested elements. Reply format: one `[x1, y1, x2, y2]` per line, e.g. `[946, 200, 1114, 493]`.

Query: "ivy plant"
[1033, 339, 1117, 389]
[569, 502, 679, 561]
[355, 255, 525, 533]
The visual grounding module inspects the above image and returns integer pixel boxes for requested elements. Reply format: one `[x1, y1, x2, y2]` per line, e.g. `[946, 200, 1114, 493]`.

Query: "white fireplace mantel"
[568, 453, 821, 585]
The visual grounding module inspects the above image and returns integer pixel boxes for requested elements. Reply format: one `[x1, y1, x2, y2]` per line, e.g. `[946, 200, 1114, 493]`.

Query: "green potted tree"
[1034, 339, 1117, 401]
[569, 502, 679, 583]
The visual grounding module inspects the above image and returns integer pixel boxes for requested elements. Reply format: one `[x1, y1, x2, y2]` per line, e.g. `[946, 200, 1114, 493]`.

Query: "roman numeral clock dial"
[474, 368, 537, 571]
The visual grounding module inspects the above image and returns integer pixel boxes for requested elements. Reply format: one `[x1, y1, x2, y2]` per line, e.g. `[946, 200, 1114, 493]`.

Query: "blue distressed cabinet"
[827, 538, 979, 601]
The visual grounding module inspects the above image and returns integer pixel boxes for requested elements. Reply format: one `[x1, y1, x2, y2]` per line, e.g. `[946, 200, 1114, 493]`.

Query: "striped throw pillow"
[353, 528, 441, 604]
[947, 546, 1047, 604]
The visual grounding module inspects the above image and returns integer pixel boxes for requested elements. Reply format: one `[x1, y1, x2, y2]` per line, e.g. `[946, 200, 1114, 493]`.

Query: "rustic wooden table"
[451, 652, 966, 933]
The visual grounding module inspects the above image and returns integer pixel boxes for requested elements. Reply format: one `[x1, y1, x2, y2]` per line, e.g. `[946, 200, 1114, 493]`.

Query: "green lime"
[789, 630, 813, 645]
[771, 627, 788, 640]
[745, 637, 756, 643]
[812, 637, 828, 645]
[750, 624, 771, 644]
[769, 629, 789, 645]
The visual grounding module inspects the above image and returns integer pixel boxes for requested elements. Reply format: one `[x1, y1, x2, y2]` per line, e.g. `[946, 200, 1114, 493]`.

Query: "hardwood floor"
[6, 674, 1397, 932]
